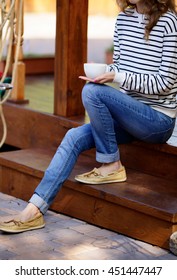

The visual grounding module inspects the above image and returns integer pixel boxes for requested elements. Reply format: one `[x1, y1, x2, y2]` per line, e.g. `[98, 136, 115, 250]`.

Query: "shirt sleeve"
[122, 31, 177, 96]
[107, 15, 177, 96]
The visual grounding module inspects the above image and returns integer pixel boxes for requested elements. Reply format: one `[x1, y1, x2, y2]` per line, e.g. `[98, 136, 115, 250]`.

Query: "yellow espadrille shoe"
[75, 166, 127, 184]
[0, 213, 45, 233]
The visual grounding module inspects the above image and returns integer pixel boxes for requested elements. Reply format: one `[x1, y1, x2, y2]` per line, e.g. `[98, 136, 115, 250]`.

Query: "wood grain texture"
[0, 148, 177, 249]
[54, 0, 88, 117]
[120, 142, 177, 180]
[0, 103, 82, 149]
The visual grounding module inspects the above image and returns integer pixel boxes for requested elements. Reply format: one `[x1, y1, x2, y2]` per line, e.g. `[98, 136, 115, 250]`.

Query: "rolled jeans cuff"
[29, 193, 49, 214]
[96, 150, 120, 163]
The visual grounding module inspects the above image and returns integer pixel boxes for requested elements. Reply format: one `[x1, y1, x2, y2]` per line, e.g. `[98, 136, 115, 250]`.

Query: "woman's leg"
[28, 124, 95, 214]
[16, 88, 139, 219]
[0, 124, 96, 233]
[78, 83, 175, 179]
[19, 120, 134, 221]
[82, 83, 175, 154]
[2, 124, 95, 225]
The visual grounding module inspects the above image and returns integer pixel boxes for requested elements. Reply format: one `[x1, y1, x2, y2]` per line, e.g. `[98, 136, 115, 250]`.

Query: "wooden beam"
[54, 0, 88, 117]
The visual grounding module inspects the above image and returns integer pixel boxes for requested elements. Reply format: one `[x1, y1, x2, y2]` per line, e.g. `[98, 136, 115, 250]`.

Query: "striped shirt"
[109, 8, 177, 118]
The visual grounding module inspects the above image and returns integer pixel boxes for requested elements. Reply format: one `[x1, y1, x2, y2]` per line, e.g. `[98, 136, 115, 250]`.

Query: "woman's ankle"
[20, 203, 41, 222]
[98, 161, 122, 176]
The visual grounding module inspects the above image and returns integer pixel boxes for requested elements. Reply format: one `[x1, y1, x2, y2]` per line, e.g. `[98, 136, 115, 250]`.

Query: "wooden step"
[120, 139, 177, 180]
[0, 148, 177, 249]
[119, 124, 177, 179]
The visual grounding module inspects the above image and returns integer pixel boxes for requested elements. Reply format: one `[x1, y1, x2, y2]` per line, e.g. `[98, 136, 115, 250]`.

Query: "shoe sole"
[75, 177, 127, 184]
[0, 223, 45, 233]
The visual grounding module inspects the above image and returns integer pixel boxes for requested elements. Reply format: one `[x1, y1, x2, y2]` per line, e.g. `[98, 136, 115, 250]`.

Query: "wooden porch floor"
[24, 74, 54, 114]
[23, 74, 177, 147]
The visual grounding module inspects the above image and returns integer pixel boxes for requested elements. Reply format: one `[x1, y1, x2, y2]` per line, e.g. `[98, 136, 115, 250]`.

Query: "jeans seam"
[98, 106, 117, 154]
[99, 91, 154, 121]
[87, 85, 175, 143]
[41, 131, 92, 202]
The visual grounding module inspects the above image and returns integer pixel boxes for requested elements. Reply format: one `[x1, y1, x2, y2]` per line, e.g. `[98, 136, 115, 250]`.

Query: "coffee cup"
[84, 63, 107, 79]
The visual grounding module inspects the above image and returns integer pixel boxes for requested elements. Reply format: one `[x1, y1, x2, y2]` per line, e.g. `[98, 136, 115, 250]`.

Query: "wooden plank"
[120, 142, 177, 180]
[0, 103, 82, 149]
[24, 57, 54, 74]
[0, 149, 54, 177]
[1, 148, 177, 248]
[65, 153, 177, 222]
[0, 167, 40, 201]
[51, 187, 176, 249]
[1, 148, 177, 222]
[1, 162, 175, 248]
[54, 0, 88, 117]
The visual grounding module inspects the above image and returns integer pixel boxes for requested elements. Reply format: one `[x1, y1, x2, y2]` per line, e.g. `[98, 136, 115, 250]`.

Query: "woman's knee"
[62, 124, 94, 152]
[82, 83, 92, 105]
[82, 83, 99, 107]
[64, 127, 82, 146]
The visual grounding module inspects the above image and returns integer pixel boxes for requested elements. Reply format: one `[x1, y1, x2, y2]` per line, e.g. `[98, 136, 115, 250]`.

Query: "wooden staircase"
[0, 105, 177, 249]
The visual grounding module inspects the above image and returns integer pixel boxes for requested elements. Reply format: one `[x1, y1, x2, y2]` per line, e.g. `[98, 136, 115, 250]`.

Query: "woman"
[0, 0, 177, 236]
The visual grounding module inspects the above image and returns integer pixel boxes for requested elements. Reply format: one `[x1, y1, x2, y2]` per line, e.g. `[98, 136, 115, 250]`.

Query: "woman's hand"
[79, 72, 115, 84]
[94, 72, 115, 83]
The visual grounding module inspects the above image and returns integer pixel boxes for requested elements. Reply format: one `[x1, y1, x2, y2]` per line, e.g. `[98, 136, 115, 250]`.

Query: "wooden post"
[54, 0, 88, 117]
[9, 0, 28, 103]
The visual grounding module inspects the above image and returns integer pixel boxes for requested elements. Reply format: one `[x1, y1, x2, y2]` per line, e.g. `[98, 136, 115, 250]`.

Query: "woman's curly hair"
[116, 0, 177, 39]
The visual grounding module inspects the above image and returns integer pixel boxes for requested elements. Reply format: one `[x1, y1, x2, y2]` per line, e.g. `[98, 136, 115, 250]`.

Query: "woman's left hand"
[94, 72, 115, 83]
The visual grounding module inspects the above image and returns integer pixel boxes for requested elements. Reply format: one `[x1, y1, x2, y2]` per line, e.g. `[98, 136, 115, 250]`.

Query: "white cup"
[84, 63, 107, 79]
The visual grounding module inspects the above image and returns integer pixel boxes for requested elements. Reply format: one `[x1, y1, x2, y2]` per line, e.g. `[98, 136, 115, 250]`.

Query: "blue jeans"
[29, 83, 175, 213]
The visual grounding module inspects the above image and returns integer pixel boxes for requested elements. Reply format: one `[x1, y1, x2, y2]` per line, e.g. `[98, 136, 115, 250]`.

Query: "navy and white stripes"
[109, 9, 177, 117]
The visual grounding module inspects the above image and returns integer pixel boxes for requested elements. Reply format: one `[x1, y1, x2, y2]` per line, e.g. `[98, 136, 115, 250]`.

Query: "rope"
[12, 0, 23, 85]
[0, 0, 23, 148]
[0, 99, 7, 147]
